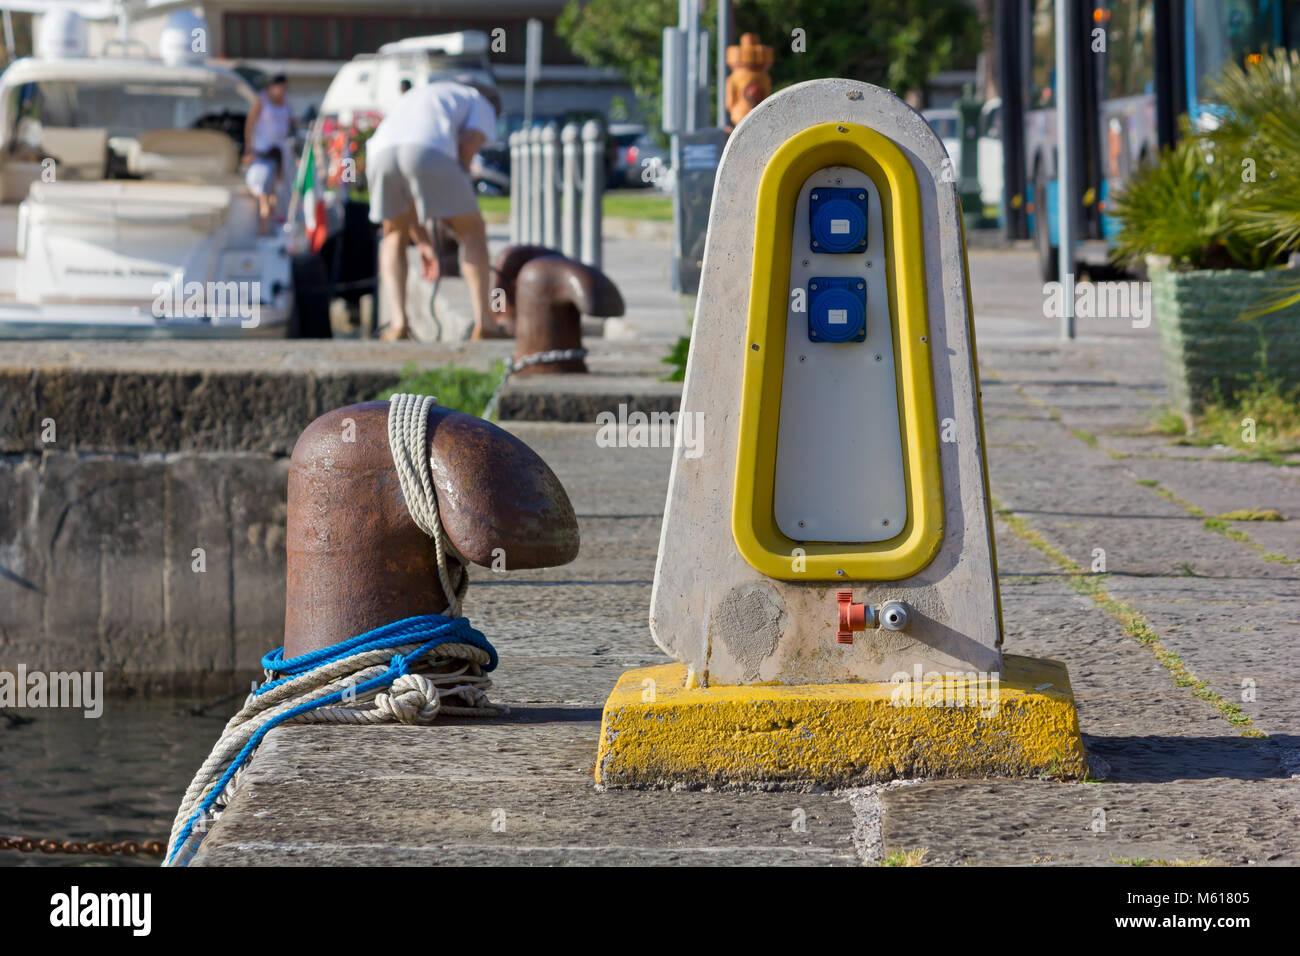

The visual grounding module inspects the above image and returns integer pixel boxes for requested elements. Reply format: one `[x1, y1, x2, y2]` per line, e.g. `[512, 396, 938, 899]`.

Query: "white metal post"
[541, 123, 559, 249]
[508, 131, 522, 244]
[529, 125, 544, 245]
[580, 120, 603, 269]
[516, 129, 531, 244]
[561, 122, 580, 259]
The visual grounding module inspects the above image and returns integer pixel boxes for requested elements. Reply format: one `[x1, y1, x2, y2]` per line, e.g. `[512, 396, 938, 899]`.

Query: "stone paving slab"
[192, 724, 858, 866]
[881, 777, 1298, 866]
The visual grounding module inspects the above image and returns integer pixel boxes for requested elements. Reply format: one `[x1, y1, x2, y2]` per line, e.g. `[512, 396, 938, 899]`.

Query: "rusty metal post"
[488, 243, 561, 336]
[283, 400, 579, 658]
[512, 254, 624, 376]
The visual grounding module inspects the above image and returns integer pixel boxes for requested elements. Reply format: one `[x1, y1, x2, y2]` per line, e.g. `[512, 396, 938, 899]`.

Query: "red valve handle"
[837, 589, 867, 644]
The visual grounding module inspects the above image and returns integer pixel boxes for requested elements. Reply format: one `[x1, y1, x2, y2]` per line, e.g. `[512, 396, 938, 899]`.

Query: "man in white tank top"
[243, 74, 296, 233]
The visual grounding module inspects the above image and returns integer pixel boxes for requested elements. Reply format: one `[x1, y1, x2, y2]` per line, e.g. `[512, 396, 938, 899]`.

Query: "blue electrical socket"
[808, 277, 866, 343]
[809, 187, 869, 253]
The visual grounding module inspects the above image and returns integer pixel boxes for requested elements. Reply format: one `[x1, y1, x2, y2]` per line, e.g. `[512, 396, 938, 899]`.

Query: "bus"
[999, 0, 1300, 281]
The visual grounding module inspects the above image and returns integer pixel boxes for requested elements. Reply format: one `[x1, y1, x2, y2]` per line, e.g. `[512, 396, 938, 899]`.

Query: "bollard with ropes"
[165, 393, 579, 865]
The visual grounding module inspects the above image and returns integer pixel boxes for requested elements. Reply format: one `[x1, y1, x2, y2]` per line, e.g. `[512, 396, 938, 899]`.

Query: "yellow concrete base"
[595, 655, 1088, 788]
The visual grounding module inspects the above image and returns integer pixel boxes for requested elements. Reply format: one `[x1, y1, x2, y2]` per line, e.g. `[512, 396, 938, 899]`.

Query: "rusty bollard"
[513, 253, 624, 375]
[283, 400, 579, 658]
[486, 244, 561, 338]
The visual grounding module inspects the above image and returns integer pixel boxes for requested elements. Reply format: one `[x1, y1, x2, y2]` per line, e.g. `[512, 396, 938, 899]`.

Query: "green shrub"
[1192, 374, 1300, 455]
[661, 335, 690, 382]
[377, 361, 506, 419]
[1112, 50, 1300, 271]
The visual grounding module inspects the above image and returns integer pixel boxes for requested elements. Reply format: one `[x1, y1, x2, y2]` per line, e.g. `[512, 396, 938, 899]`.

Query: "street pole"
[716, 0, 729, 126]
[1054, 0, 1076, 340]
[685, 0, 699, 133]
[524, 18, 541, 128]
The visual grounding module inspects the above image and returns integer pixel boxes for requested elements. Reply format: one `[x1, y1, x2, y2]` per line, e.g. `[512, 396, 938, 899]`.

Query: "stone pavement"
[192, 247, 1299, 867]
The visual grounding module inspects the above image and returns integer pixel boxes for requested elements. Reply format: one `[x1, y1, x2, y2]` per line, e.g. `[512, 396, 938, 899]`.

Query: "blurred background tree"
[558, 0, 982, 130]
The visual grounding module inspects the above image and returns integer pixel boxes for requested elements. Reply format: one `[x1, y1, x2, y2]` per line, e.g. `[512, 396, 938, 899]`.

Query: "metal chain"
[0, 834, 165, 857]
[482, 348, 588, 421]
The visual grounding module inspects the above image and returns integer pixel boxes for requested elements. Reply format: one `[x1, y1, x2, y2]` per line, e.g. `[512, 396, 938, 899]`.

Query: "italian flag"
[295, 134, 328, 253]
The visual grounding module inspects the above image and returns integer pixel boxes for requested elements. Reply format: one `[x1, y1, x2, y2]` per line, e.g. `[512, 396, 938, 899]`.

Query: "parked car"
[606, 124, 669, 188]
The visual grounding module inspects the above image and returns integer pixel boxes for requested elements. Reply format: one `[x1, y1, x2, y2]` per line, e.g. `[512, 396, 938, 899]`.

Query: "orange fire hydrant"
[725, 33, 774, 128]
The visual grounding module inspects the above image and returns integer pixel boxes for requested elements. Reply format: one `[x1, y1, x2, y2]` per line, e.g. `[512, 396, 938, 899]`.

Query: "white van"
[319, 32, 498, 126]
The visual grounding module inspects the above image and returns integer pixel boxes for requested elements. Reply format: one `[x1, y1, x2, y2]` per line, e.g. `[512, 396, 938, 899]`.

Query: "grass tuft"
[881, 848, 929, 867]
[1191, 377, 1300, 457]
[377, 361, 506, 419]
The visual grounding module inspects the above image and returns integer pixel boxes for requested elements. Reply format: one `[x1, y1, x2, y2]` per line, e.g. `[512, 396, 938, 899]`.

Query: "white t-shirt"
[367, 81, 497, 159]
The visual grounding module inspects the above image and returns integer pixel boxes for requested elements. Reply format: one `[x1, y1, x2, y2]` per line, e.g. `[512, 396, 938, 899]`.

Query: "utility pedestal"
[596, 79, 1087, 788]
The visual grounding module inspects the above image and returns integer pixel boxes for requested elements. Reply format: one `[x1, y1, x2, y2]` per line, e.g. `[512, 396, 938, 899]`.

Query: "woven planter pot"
[1148, 256, 1300, 418]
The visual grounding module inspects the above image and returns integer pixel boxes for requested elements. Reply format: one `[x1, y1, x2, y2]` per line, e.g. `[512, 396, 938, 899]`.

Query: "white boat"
[0, 6, 327, 338]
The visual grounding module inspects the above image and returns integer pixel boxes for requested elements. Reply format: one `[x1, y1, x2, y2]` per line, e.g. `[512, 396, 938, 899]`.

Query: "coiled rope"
[164, 394, 499, 867]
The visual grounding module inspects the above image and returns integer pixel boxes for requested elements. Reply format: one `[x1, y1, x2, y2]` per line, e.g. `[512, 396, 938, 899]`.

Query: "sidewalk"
[191, 246, 1299, 867]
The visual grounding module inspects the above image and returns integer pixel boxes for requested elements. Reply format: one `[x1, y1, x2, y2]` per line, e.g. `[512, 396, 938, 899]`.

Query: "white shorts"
[244, 158, 277, 196]
[367, 144, 479, 224]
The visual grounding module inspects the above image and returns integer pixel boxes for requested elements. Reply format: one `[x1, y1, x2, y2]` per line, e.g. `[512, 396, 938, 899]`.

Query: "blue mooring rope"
[166, 614, 497, 866]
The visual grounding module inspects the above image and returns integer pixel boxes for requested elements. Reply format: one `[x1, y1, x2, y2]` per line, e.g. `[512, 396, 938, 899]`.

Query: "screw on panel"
[751, 343, 759, 350]
[874, 354, 882, 362]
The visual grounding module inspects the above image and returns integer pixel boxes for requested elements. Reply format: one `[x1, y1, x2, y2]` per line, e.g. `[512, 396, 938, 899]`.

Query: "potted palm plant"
[1111, 51, 1300, 420]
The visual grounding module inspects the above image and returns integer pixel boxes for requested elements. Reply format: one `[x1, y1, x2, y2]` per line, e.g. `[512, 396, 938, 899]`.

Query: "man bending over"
[366, 80, 498, 340]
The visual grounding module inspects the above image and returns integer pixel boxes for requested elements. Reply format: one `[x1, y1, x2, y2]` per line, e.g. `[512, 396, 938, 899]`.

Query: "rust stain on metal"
[489, 244, 563, 336]
[284, 400, 578, 657]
